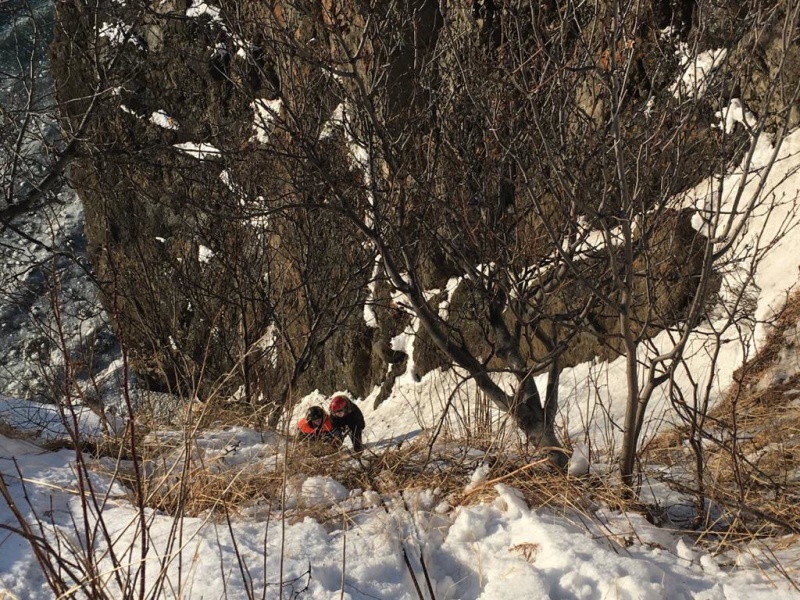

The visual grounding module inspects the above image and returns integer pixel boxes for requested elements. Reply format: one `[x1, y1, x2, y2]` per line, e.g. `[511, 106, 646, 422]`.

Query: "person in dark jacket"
[296, 405, 337, 445]
[329, 394, 365, 452]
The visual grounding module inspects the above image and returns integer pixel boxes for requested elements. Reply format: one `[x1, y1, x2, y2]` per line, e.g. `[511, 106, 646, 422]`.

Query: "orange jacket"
[297, 416, 333, 435]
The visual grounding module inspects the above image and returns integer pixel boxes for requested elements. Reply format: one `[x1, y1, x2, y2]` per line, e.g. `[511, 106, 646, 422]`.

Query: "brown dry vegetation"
[645, 290, 800, 538]
[82, 392, 553, 519]
[98, 422, 626, 535]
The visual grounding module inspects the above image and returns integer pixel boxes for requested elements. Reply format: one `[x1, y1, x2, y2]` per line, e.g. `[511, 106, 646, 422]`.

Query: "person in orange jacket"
[296, 405, 337, 444]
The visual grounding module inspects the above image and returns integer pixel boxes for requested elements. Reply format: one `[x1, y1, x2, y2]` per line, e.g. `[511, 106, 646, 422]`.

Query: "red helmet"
[330, 395, 349, 413]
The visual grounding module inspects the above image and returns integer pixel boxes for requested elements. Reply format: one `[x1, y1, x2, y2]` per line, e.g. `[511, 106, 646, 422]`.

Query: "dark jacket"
[331, 404, 365, 452]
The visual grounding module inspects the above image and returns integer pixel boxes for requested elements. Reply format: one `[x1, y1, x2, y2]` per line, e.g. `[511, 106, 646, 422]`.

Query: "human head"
[330, 395, 350, 417]
[306, 405, 325, 427]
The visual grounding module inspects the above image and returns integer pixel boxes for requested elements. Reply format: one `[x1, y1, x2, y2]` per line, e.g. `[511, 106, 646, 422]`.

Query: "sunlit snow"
[150, 109, 180, 130]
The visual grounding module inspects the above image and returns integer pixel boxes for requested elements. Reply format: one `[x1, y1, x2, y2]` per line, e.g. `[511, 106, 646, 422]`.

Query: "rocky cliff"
[50, 0, 800, 412]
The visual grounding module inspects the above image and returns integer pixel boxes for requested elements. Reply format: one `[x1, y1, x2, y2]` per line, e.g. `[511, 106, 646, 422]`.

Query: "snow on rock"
[220, 169, 246, 201]
[302, 477, 349, 506]
[98, 21, 140, 47]
[437, 276, 462, 321]
[173, 142, 221, 159]
[716, 98, 758, 135]
[320, 102, 345, 140]
[150, 109, 180, 130]
[286, 475, 349, 509]
[119, 104, 142, 118]
[567, 443, 590, 477]
[670, 45, 727, 99]
[250, 98, 283, 144]
[676, 537, 697, 564]
[363, 256, 382, 327]
[198, 244, 214, 263]
[0, 396, 109, 442]
[465, 463, 491, 492]
[186, 0, 222, 21]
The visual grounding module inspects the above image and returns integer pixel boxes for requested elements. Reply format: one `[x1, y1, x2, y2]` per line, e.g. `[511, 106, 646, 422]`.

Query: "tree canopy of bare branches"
[50, 0, 800, 477]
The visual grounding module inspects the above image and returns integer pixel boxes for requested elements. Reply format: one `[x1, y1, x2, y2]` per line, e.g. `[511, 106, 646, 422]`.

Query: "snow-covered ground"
[2, 123, 800, 598]
[0, 399, 798, 599]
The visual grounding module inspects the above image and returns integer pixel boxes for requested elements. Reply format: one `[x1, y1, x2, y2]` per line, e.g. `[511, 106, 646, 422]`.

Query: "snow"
[150, 109, 180, 130]
[0, 394, 109, 440]
[1, 421, 797, 598]
[567, 444, 590, 477]
[251, 98, 283, 144]
[716, 98, 759, 134]
[98, 21, 140, 48]
[363, 257, 382, 327]
[437, 276, 462, 321]
[120, 103, 142, 117]
[173, 142, 222, 159]
[671, 45, 727, 99]
[198, 244, 214, 263]
[186, 0, 222, 22]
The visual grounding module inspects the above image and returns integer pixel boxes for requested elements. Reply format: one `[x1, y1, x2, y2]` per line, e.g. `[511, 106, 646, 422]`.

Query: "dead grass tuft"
[0, 419, 39, 442]
[509, 542, 539, 562]
[143, 464, 279, 517]
[645, 289, 800, 543]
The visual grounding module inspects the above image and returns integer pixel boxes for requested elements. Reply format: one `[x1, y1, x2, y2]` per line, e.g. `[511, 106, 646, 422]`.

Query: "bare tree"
[48, 0, 800, 477]
[494, 0, 800, 488]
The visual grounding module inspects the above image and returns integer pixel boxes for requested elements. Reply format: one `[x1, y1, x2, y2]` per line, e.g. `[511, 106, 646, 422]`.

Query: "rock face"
[50, 0, 800, 410]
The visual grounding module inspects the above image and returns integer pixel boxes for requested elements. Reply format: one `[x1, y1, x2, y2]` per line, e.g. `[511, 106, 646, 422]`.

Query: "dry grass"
[725, 288, 800, 407]
[189, 397, 274, 430]
[96, 426, 615, 523]
[644, 290, 800, 541]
